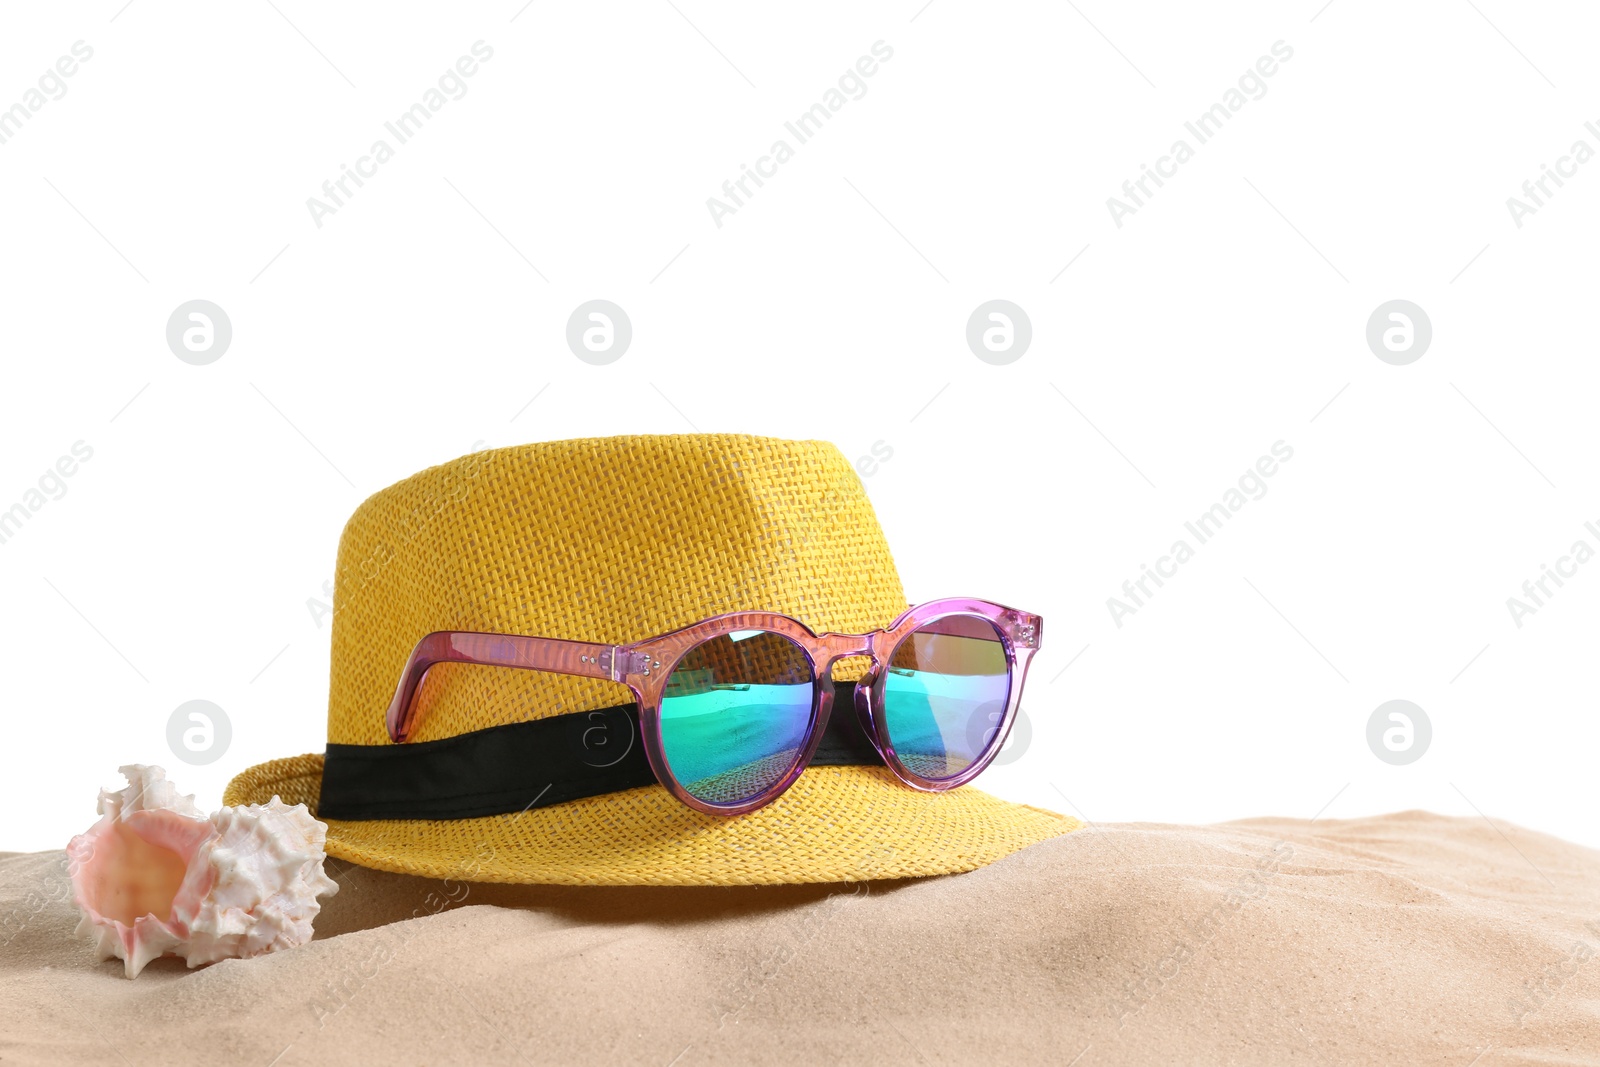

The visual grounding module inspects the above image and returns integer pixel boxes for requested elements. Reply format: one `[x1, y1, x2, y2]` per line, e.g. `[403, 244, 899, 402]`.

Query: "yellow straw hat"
[224, 434, 1078, 885]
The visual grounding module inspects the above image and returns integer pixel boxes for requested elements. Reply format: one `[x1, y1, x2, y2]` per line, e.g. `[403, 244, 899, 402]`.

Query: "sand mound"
[4, 811, 1597, 1064]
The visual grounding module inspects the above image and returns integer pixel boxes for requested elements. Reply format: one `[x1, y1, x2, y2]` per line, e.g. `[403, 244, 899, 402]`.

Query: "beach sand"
[3, 810, 1598, 1065]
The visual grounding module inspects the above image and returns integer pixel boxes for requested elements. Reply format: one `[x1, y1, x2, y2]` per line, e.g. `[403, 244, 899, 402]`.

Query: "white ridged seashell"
[66, 764, 339, 978]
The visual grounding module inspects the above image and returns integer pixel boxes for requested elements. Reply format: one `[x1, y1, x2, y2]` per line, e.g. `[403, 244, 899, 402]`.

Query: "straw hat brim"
[224, 755, 1081, 886]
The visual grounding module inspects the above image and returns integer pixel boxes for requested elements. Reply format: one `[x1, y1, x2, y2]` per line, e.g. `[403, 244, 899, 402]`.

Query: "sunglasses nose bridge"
[816, 631, 874, 662]
[817, 634, 882, 736]
[817, 633, 885, 757]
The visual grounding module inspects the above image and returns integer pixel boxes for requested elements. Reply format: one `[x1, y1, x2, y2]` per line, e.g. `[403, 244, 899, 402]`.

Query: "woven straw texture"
[225, 434, 1079, 885]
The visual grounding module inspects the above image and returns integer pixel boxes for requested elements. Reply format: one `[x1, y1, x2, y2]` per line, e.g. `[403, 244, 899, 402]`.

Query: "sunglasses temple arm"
[385, 630, 622, 742]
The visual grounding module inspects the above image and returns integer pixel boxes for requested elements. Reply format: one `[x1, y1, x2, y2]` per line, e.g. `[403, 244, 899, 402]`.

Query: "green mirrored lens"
[659, 630, 814, 806]
[882, 615, 1010, 780]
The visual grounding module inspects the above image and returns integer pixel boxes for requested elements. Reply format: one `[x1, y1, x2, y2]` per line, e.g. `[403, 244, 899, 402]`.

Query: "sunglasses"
[381, 597, 1041, 817]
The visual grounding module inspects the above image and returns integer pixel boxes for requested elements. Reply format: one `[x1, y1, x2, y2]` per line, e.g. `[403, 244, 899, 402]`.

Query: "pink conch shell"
[66, 765, 339, 978]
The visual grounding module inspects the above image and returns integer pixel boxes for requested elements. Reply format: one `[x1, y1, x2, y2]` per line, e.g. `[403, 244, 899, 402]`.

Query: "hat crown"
[326, 434, 907, 745]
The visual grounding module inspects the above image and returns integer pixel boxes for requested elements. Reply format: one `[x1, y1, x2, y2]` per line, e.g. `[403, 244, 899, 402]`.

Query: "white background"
[2, 1, 1596, 858]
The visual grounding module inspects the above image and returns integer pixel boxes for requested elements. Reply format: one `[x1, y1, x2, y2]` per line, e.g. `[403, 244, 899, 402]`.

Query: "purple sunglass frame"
[384, 597, 1042, 817]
